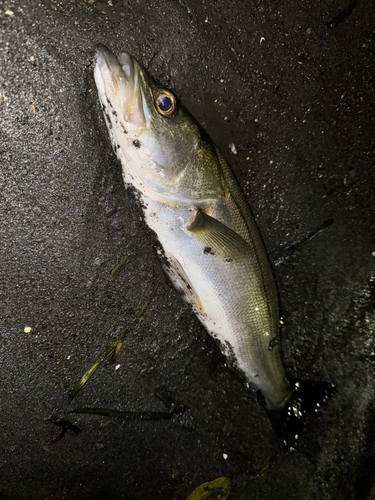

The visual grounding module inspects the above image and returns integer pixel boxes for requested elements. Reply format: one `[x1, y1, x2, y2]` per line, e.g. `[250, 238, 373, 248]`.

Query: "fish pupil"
[158, 95, 172, 112]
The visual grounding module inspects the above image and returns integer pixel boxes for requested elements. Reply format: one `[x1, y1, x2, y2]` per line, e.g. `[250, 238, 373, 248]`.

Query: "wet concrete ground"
[0, 0, 374, 499]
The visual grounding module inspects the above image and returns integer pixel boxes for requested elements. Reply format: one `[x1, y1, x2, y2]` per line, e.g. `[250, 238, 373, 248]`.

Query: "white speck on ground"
[229, 143, 237, 154]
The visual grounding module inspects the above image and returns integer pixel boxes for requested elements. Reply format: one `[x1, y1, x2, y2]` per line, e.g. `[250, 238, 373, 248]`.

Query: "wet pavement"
[0, 0, 374, 499]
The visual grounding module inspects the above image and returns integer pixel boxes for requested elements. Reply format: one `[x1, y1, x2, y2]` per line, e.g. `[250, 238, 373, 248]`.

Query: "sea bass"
[93, 45, 331, 435]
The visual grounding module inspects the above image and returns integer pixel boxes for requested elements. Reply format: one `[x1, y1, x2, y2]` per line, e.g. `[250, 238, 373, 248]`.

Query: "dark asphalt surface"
[0, 1, 374, 499]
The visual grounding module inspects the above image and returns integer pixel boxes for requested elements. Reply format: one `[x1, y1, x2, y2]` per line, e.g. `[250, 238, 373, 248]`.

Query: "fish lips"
[94, 44, 150, 128]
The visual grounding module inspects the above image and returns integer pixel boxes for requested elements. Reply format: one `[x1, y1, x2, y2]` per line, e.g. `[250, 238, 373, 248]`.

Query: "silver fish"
[93, 45, 294, 412]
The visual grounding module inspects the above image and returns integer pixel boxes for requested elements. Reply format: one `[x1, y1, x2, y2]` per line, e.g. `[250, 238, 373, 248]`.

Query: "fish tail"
[267, 380, 336, 447]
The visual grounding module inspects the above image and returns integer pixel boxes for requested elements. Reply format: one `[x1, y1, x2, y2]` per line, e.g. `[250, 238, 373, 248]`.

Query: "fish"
[93, 44, 333, 443]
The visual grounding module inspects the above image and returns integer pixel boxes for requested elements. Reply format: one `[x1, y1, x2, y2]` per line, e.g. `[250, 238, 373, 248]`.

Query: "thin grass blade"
[68, 362, 101, 404]
[70, 407, 177, 420]
[186, 477, 230, 500]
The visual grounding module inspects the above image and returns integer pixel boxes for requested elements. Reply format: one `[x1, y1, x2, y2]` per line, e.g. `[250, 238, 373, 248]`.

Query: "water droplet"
[268, 338, 279, 350]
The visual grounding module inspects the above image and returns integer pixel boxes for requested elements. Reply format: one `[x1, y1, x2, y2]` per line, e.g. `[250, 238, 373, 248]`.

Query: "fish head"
[94, 45, 222, 203]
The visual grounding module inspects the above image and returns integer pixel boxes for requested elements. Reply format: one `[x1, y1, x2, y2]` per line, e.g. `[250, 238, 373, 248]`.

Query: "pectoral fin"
[187, 210, 251, 261]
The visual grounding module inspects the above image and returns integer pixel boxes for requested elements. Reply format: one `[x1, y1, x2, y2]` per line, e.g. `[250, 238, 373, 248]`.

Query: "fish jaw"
[94, 44, 150, 128]
[94, 44, 154, 196]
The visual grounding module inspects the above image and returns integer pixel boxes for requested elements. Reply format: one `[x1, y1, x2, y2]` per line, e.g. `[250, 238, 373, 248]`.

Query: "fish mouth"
[94, 44, 150, 127]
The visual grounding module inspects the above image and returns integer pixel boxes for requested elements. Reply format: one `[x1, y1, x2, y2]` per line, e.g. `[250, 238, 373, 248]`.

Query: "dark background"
[0, 0, 374, 498]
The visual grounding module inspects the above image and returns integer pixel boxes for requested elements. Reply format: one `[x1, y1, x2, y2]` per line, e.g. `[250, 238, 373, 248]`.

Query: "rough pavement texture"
[0, 1, 374, 499]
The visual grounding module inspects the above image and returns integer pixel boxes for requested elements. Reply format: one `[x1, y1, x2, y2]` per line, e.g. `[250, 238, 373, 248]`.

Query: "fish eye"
[155, 90, 177, 117]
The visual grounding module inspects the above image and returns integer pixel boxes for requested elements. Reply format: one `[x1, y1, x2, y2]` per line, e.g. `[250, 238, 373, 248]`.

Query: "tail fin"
[267, 380, 335, 447]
